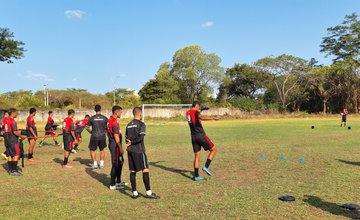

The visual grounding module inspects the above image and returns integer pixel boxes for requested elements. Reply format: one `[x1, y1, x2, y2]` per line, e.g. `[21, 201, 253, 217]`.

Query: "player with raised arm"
[186, 101, 217, 181]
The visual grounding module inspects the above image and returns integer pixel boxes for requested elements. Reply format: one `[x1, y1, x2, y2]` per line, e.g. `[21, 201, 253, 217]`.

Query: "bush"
[228, 98, 263, 111]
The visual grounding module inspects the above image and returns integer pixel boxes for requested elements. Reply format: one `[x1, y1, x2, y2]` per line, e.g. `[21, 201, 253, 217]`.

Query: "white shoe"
[71, 149, 77, 154]
[92, 164, 99, 169]
[109, 185, 123, 190]
[99, 163, 104, 169]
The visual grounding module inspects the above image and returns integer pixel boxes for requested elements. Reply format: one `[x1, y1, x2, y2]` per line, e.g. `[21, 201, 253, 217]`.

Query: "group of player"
[0, 101, 217, 199]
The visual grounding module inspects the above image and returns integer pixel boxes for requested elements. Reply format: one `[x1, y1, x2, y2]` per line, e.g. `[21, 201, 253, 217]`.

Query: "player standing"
[125, 107, 160, 199]
[341, 108, 348, 127]
[4, 108, 26, 176]
[186, 101, 217, 181]
[39, 111, 59, 146]
[108, 106, 126, 190]
[86, 105, 108, 169]
[1, 111, 9, 160]
[62, 109, 77, 168]
[72, 114, 90, 153]
[26, 108, 37, 161]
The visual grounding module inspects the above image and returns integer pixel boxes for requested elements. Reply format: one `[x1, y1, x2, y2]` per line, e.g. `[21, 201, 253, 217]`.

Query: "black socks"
[28, 153, 33, 159]
[194, 168, 199, 177]
[205, 159, 212, 168]
[143, 172, 151, 191]
[64, 157, 68, 165]
[130, 172, 137, 192]
[110, 165, 116, 186]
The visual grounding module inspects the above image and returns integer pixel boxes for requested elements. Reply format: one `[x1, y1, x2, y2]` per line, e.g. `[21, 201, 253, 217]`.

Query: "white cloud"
[201, 21, 214, 28]
[64, 10, 86, 19]
[18, 71, 55, 82]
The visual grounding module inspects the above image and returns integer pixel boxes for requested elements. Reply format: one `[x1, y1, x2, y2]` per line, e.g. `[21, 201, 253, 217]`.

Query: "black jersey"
[126, 119, 146, 154]
[86, 114, 108, 140]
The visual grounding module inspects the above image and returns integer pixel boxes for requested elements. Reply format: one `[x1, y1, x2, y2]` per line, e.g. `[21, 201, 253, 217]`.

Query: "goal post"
[141, 104, 192, 122]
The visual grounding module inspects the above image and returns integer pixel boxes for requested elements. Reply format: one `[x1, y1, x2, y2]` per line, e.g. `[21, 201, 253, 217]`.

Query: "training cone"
[278, 195, 295, 202]
[341, 204, 360, 211]
[298, 158, 305, 163]
[259, 155, 266, 159]
[279, 156, 286, 161]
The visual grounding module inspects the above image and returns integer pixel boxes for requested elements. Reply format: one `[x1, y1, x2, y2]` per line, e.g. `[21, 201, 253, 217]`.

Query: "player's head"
[192, 101, 201, 111]
[48, 110, 53, 117]
[94, 104, 101, 113]
[85, 114, 90, 119]
[29, 107, 37, 116]
[112, 105, 123, 118]
[68, 109, 75, 118]
[133, 107, 142, 118]
[4, 110, 9, 117]
[8, 108, 18, 118]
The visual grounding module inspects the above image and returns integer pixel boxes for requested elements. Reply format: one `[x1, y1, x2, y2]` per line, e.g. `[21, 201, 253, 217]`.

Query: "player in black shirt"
[186, 101, 217, 181]
[125, 107, 159, 199]
[340, 109, 348, 127]
[86, 105, 108, 169]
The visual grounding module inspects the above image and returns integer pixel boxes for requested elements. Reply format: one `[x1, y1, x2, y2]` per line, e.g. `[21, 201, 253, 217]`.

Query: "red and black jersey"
[62, 117, 75, 134]
[45, 116, 55, 131]
[26, 115, 36, 131]
[75, 118, 89, 133]
[4, 117, 19, 145]
[186, 109, 205, 135]
[1, 116, 9, 133]
[108, 116, 121, 143]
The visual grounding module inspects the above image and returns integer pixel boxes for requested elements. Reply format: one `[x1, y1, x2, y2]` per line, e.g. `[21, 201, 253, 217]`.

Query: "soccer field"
[0, 117, 360, 219]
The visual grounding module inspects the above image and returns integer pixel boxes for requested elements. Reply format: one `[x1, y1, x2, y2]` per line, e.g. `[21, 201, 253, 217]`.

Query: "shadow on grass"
[85, 167, 133, 198]
[336, 159, 360, 166]
[149, 161, 193, 180]
[303, 195, 359, 219]
[73, 157, 92, 167]
[53, 158, 63, 165]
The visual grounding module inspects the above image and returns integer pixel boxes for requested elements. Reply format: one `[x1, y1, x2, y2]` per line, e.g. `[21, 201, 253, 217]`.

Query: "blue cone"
[259, 155, 266, 159]
[279, 156, 286, 160]
[298, 158, 305, 163]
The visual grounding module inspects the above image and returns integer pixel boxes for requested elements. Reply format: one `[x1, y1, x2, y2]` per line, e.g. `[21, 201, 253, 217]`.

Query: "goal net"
[141, 104, 192, 122]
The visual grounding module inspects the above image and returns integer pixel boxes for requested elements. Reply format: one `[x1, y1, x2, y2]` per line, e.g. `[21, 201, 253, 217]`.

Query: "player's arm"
[128, 124, 146, 145]
[85, 119, 92, 134]
[114, 133, 124, 154]
[12, 123, 26, 139]
[70, 122, 77, 144]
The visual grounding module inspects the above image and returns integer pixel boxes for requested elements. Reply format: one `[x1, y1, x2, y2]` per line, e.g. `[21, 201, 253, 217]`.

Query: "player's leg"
[192, 137, 204, 181]
[8, 144, 21, 176]
[99, 140, 106, 168]
[89, 138, 98, 168]
[38, 135, 46, 146]
[128, 151, 140, 198]
[201, 135, 216, 176]
[28, 139, 36, 161]
[116, 154, 125, 187]
[109, 143, 123, 190]
[51, 130, 59, 145]
[141, 154, 159, 199]
[62, 138, 72, 168]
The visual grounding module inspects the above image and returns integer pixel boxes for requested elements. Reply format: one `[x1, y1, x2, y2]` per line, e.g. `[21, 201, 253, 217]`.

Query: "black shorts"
[342, 118, 347, 122]
[89, 138, 107, 151]
[109, 141, 123, 167]
[27, 129, 37, 142]
[128, 151, 148, 172]
[63, 135, 74, 151]
[191, 134, 215, 153]
[6, 142, 20, 157]
[45, 129, 55, 136]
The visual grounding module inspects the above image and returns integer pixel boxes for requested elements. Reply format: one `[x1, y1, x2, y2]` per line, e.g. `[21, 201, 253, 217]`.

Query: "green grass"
[0, 117, 360, 219]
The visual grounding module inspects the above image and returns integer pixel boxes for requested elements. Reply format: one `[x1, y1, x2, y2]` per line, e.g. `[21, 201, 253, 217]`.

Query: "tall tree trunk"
[323, 100, 327, 114]
[353, 90, 359, 113]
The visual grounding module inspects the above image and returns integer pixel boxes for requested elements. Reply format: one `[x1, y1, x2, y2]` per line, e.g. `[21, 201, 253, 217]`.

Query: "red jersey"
[4, 117, 19, 145]
[45, 116, 55, 131]
[75, 118, 89, 133]
[26, 115, 36, 130]
[62, 117, 75, 134]
[108, 116, 121, 143]
[186, 109, 205, 135]
[1, 116, 9, 132]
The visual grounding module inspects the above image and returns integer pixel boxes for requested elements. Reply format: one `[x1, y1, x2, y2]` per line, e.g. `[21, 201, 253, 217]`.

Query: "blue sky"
[0, 0, 359, 94]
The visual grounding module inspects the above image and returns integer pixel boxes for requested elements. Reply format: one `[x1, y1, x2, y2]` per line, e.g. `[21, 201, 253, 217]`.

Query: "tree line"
[1, 13, 359, 113]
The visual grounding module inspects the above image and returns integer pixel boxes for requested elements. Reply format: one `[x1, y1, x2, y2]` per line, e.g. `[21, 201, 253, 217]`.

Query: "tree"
[255, 55, 310, 111]
[171, 45, 224, 103]
[139, 62, 181, 104]
[0, 28, 25, 63]
[321, 13, 360, 64]
[226, 64, 269, 99]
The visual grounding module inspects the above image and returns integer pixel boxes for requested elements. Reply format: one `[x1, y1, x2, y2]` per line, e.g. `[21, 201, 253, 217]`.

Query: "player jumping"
[186, 101, 217, 181]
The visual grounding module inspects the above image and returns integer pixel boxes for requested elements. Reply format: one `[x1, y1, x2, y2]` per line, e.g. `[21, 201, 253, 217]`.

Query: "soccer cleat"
[62, 163, 73, 168]
[1, 153, 8, 160]
[99, 164, 104, 169]
[71, 149, 77, 154]
[92, 164, 99, 169]
[116, 182, 128, 187]
[109, 185, 124, 190]
[194, 176, 205, 181]
[131, 194, 141, 199]
[202, 166, 212, 176]
[10, 171, 23, 176]
[145, 193, 160, 199]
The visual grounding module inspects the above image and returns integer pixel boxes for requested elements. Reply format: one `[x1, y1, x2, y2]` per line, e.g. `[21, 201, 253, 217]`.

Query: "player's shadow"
[303, 195, 359, 219]
[53, 158, 63, 165]
[149, 161, 193, 180]
[336, 159, 360, 167]
[73, 157, 92, 167]
[85, 168, 133, 198]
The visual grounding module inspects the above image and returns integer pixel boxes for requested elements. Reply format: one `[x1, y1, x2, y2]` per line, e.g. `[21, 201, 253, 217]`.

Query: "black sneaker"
[145, 193, 160, 199]
[131, 194, 141, 199]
